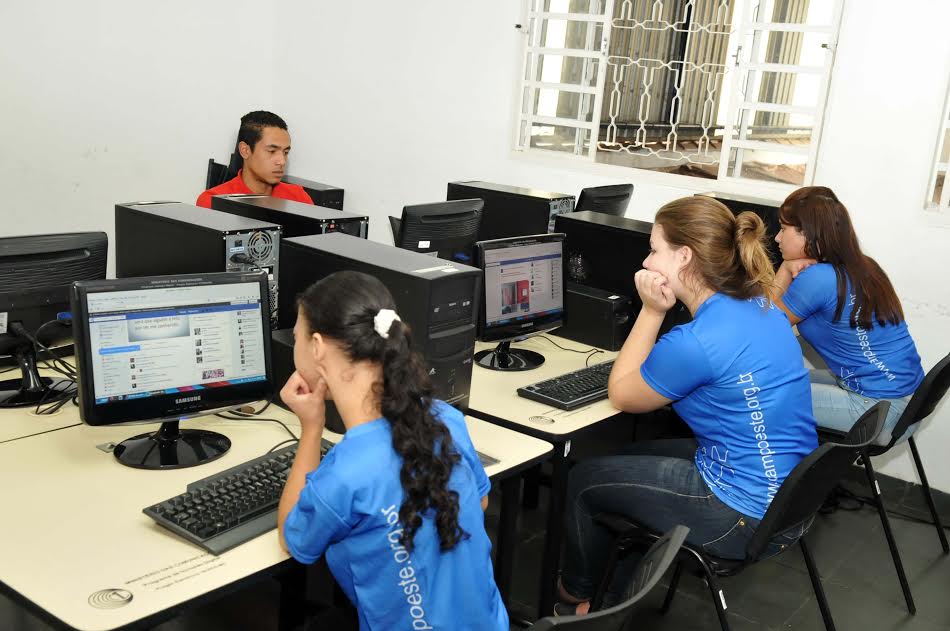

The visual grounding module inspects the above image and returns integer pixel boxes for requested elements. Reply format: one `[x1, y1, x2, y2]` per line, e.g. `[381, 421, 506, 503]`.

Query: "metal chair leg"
[660, 560, 682, 614]
[908, 437, 950, 554]
[800, 537, 836, 631]
[863, 451, 916, 614]
[692, 554, 731, 631]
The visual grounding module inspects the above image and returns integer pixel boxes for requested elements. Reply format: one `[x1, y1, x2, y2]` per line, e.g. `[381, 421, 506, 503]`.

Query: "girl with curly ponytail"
[277, 270, 508, 630]
[557, 197, 817, 615]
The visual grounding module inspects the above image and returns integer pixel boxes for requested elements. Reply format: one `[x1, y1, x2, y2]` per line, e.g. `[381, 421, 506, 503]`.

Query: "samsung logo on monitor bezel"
[175, 395, 202, 404]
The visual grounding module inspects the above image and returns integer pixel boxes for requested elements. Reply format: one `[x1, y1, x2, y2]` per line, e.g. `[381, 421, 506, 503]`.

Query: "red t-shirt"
[196, 170, 314, 208]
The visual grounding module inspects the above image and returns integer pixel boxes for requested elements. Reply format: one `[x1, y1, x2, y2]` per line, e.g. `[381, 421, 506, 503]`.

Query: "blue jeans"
[810, 370, 915, 446]
[560, 439, 808, 606]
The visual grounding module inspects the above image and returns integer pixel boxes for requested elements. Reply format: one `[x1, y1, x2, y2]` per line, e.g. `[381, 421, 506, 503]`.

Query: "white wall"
[2, 2, 949, 489]
[277, 1, 950, 490]
[0, 1, 278, 274]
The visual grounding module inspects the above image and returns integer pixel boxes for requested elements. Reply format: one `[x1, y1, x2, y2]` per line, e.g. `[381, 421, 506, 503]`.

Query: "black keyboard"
[517, 360, 615, 411]
[144, 440, 331, 555]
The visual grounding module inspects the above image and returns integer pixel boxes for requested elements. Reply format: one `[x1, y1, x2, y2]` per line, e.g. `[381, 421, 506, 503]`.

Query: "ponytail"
[297, 271, 467, 552]
[655, 197, 775, 302]
[734, 211, 777, 301]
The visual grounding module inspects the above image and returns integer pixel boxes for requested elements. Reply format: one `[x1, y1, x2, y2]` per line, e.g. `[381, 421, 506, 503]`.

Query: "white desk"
[0, 404, 550, 630]
[468, 334, 623, 618]
[0, 359, 81, 444]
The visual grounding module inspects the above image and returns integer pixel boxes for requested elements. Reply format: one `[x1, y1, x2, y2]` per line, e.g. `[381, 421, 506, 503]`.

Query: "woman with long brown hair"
[556, 197, 817, 615]
[773, 186, 924, 444]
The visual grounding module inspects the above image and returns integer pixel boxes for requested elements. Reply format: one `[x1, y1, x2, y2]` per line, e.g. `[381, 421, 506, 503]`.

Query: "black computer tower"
[554, 283, 633, 351]
[211, 195, 368, 239]
[697, 192, 782, 269]
[115, 202, 281, 325]
[283, 175, 345, 210]
[278, 233, 481, 419]
[447, 180, 575, 240]
[553, 210, 691, 337]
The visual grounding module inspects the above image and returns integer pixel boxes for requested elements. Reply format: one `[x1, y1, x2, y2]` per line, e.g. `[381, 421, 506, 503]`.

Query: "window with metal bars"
[927, 79, 950, 211]
[515, 0, 843, 188]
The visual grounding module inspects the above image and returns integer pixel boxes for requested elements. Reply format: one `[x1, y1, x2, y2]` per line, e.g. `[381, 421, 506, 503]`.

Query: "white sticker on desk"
[0, 312, 6, 335]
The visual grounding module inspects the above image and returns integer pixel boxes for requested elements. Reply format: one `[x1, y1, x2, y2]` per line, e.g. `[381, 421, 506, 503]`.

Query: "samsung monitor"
[394, 199, 484, 264]
[474, 233, 565, 371]
[576, 184, 633, 217]
[71, 271, 273, 469]
[0, 232, 108, 408]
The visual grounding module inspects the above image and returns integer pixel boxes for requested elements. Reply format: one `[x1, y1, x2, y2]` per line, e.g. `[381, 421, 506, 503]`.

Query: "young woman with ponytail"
[556, 197, 817, 615]
[276, 270, 508, 630]
[773, 186, 924, 444]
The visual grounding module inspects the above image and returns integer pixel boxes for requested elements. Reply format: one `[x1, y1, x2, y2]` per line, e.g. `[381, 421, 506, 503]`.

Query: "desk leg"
[277, 562, 308, 631]
[522, 465, 541, 509]
[538, 443, 570, 619]
[494, 475, 521, 608]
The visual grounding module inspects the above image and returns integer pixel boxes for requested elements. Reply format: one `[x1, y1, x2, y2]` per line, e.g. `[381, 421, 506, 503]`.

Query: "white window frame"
[926, 77, 950, 212]
[514, 0, 845, 194]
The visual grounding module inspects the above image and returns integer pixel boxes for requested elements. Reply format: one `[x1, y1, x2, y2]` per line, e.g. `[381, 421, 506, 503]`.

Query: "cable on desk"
[215, 411, 297, 441]
[267, 438, 300, 454]
[536, 335, 598, 354]
[585, 350, 605, 367]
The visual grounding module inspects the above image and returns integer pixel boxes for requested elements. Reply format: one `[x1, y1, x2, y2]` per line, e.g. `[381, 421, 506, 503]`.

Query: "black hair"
[297, 271, 467, 553]
[238, 110, 288, 152]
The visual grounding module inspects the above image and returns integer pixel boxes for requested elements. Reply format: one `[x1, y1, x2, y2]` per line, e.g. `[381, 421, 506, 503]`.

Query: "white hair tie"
[373, 309, 401, 339]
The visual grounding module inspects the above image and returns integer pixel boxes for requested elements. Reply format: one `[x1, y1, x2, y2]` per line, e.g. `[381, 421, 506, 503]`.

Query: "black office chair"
[818, 351, 950, 615]
[389, 216, 403, 244]
[590, 402, 888, 631]
[575, 184, 633, 217]
[527, 525, 688, 631]
[206, 159, 229, 190]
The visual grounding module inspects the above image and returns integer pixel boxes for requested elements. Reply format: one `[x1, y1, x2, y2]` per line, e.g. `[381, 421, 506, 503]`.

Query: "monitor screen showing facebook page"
[85, 282, 267, 404]
[483, 240, 563, 329]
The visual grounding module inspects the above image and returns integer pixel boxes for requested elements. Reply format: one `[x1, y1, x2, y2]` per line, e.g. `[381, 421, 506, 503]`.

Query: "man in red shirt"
[197, 111, 313, 208]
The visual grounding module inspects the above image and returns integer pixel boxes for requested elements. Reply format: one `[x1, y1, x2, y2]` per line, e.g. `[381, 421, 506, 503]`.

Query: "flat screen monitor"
[0, 232, 108, 408]
[576, 184, 633, 217]
[474, 233, 565, 371]
[71, 271, 273, 469]
[395, 199, 483, 264]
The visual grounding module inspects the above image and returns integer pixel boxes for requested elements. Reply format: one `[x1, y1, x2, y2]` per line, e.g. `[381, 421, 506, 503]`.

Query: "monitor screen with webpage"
[72, 271, 273, 469]
[475, 233, 565, 371]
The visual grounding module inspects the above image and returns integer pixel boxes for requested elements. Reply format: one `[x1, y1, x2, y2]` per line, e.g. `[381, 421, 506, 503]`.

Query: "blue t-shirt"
[641, 294, 817, 520]
[782, 263, 924, 398]
[283, 400, 508, 631]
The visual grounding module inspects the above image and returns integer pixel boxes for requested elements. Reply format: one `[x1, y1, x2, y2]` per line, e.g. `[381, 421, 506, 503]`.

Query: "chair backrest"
[886, 351, 950, 446]
[528, 525, 689, 631]
[389, 216, 403, 244]
[745, 402, 887, 560]
[206, 159, 228, 190]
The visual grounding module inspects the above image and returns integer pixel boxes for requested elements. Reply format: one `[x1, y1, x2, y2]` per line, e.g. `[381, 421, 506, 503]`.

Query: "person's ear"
[678, 245, 693, 267]
[309, 331, 326, 364]
[238, 141, 252, 160]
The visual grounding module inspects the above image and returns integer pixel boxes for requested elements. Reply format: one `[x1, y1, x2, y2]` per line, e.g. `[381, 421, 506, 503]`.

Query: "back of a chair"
[206, 159, 228, 189]
[389, 216, 403, 243]
[745, 403, 887, 560]
[528, 526, 689, 631]
[885, 351, 950, 447]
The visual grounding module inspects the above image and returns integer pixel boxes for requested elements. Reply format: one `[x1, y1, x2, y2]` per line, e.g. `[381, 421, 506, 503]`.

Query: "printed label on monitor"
[483, 240, 563, 327]
[84, 283, 267, 404]
[0, 312, 6, 335]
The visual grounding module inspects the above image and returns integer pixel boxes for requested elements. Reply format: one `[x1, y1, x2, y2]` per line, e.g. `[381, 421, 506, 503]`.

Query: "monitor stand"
[0, 343, 73, 408]
[113, 420, 231, 470]
[474, 341, 545, 372]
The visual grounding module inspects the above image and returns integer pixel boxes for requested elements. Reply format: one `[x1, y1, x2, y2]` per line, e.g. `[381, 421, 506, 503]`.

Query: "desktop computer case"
[282, 175, 345, 210]
[555, 283, 633, 352]
[447, 180, 575, 240]
[115, 202, 281, 326]
[211, 195, 368, 239]
[278, 233, 481, 419]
